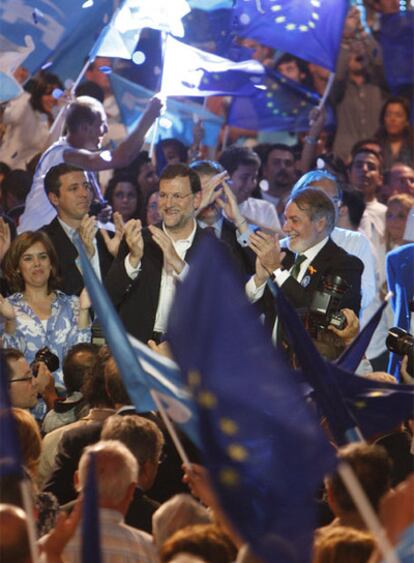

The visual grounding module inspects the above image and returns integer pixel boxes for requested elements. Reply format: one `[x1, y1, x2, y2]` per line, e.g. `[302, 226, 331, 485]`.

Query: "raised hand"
[148, 225, 185, 274]
[79, 214, 97, 258]
[100, 211, 125, 257]
[0, 294, 15, 321]
[196, 171, 229, 215]
[125, 219, 144, 268]
[0, 217, 11, 261]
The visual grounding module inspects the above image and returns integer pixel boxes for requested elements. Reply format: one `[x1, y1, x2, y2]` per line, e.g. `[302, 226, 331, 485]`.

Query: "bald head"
[0, 504, 30, 563]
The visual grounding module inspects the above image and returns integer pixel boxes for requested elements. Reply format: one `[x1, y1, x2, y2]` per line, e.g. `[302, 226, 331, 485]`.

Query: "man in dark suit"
[42, 163, 119, 295]
[105, 163, 206, 344]
[190, 159, 255, 276]
[246, 187, 363, 357]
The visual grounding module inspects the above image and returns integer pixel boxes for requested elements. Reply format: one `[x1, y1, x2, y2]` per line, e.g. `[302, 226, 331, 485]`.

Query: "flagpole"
[317, 72, 335, 112]
[338, 463, 400, 563]
[20, 479, 40, 563]
[150, 389, 191, 466]
[49, 58, 91, 137]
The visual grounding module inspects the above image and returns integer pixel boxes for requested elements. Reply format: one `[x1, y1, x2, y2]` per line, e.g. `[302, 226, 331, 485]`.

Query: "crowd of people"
[0, 2, 413, 562]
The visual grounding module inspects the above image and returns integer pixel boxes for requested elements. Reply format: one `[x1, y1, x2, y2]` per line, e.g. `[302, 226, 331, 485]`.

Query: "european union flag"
[82, 452, 102, 563]
[268, 281, 414, 441]
[74, 236, 200, 447]
[181, 7, 235, 57]
[168, 237, 335, 563]
[233, 0, 349, 71]
[110, 72, 223, 147]
[380, 12, 414, 94]
[0, 354, 24, 480]
[227, 69, 327, 132]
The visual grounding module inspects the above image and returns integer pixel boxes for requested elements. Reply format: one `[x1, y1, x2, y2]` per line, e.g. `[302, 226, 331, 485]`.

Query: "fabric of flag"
[232, 0, 349, 71]
[161, 35, 266, 97]
[181, 7, 236, 58]
[89, 0, 142, 61]
[168, 236, 335, 563]
[380, 12, 414, 94]
[0, 71, 22, 103]
[110, 72, 223, 147]
[335, 300, 388, 374]
[267, 279, 361, 445]
[74, 236, 200, 446]
[82, 452, 102, 563]
[0, 355, 24, 480]
[227, 69, 325, 132]
[268, 281, 414, 441]
[0, 0, 113, 79]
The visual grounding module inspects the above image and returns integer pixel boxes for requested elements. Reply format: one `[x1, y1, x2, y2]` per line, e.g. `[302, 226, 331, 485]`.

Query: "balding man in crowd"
[18, 96, 161, 233]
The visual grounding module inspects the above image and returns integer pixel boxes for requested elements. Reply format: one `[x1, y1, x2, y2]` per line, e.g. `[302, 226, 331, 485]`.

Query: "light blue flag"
[0, 0, 113, 80]
[233, 0, 349, 71]
[110, 72, 223, 147]
[74, 235, 200, 446]
[161, 34, 266, 97]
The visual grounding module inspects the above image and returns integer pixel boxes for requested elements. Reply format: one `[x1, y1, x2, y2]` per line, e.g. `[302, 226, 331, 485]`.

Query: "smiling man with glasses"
[105, 163, 205, 344]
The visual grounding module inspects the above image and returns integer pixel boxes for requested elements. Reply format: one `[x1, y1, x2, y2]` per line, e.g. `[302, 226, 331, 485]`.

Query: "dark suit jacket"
[267, 238, 364, 334]
[105, 223, 208, 343]
[220, 217, 256, 276]
[42, 217, 114, 296]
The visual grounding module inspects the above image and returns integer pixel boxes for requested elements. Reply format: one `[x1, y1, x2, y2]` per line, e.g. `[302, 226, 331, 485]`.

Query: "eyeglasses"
[158, 192, 193, 202]
[9, 376, 34, 383]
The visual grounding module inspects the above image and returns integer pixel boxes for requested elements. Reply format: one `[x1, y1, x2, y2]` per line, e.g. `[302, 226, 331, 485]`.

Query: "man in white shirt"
[349, 148, 387, 287]
[50, 440, 158, 562]
[105, 163, 205, 344]
[218, 146, 281, 233]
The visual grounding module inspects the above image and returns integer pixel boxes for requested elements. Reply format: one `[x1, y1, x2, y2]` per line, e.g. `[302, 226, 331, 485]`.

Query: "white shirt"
[359, 198, 387, 287]
[246, 237, 330, 343]
[125, 221, 196, 333]
[239, 197, 281, 233]
[58, 217, 102, 281]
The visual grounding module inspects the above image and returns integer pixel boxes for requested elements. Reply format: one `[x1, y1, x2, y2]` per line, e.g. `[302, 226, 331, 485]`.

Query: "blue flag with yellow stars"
[168, 236, 335, 563]
[227, 68, 331, 132]
[267, 281, 414, 442]
[380, 11, 414, 94]
[232, 0, 349, 71]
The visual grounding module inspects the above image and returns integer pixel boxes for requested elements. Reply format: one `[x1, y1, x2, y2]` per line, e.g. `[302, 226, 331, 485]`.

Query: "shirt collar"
[301, 236, 329, 262]
[57, 217, 77, 239]
[162, 218, 197, 246]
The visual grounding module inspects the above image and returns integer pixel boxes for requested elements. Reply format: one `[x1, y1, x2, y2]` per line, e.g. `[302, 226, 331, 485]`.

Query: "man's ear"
[48, 192, 59, 208]
[338, 204, 348, 218]
[74, 470, 80, 493]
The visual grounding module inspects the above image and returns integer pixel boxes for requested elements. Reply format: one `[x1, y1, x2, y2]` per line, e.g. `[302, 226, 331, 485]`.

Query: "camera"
[31, 347, 60, 376]
[386, 327, 413, 376]
[307, 275, 350, 335]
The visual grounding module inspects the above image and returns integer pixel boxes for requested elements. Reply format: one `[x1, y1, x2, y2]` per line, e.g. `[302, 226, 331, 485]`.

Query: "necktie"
[204, 226, 217, 237]
[290, 254, 306, 280]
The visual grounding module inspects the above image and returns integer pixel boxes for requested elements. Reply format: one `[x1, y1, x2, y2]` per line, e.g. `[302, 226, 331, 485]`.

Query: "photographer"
[246, 187, 363, 360]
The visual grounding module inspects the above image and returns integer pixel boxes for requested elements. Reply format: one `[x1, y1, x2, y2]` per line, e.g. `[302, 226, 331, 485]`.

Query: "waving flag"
[268, 281, 414, 441]
[161, 35, 266, 97]
[233, 0, 348, 71]
[82, 453, 102, 563]
[110, 72, 223, 147]
[228, 68, 326, 132]
[168, 237, 335, 563]
[0, 0, 113, 79]
[74, 236, 199, 446]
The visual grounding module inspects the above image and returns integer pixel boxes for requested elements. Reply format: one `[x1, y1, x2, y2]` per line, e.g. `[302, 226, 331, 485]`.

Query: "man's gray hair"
[288, 187, 336, 234]
[77, 440, 137, 505]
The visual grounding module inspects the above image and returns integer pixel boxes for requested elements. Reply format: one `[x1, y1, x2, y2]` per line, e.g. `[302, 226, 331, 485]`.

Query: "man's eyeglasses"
[9, 376, 34, 383]
[158, 192, 193, 202]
